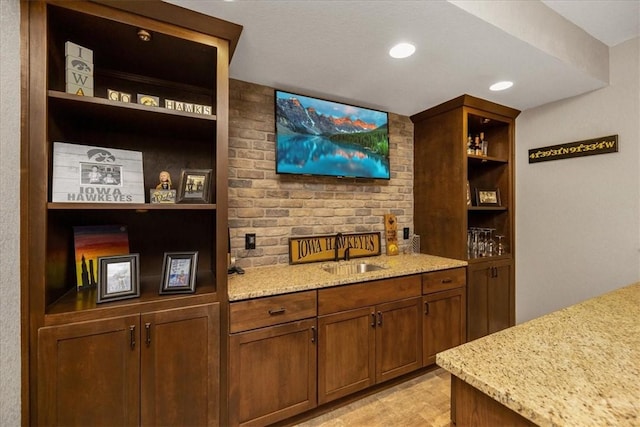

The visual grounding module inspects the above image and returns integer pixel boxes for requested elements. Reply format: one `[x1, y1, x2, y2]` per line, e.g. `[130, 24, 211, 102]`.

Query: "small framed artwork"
[177, 169, 212, 203]
[97, 254, 140, 303]
[475, 188, 502, 207]
[160, 252, 198, 294]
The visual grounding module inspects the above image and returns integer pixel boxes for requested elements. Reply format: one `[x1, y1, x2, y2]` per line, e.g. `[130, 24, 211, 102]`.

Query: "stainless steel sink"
[321, 262, 387, 275]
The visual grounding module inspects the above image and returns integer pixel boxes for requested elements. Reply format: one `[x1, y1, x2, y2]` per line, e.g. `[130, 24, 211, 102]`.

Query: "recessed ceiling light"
[490, 81, 514, 91]
[389, 43, 415, 59]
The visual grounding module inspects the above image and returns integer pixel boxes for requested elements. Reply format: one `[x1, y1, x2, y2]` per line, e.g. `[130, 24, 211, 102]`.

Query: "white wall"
[0, 0, 22, 425]
[515, 37, 640, 323]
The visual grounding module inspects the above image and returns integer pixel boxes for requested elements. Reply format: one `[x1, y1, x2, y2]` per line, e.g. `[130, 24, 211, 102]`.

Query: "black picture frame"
[475, 188, 501, 207]
[97, 254, 140, 303]
[160, 252, 198, 294]
[177, 169, 212, 203]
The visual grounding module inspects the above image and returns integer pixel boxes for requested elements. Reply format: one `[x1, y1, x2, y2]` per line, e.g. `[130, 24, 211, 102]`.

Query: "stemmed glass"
[484, 228, 496, 257]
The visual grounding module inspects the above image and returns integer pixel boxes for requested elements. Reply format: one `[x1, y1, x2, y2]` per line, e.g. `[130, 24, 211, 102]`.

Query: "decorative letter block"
[65, 41, 93, 63]
[137, 94, 159, 107]
[65, 41, 94, 97]
[108, 89, 120, 101]
[66, 83, 94, 97]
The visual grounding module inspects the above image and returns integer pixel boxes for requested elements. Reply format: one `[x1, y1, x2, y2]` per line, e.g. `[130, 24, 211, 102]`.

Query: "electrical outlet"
[245, 233, 256, 250]
[403, 227, 410, 240]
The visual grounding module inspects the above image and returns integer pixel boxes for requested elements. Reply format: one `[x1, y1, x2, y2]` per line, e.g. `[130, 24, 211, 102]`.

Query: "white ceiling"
[167, 0, 639, 116]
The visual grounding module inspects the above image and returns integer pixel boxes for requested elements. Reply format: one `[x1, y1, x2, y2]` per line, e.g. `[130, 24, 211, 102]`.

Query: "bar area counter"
[437, 282, 640, 426]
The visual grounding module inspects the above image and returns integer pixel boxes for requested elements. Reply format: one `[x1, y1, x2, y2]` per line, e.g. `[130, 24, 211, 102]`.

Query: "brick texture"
[229, 79, 414, 268]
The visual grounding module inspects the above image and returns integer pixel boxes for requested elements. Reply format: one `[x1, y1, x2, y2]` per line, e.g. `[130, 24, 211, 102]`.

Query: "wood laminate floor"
[295, 368, 452, 427]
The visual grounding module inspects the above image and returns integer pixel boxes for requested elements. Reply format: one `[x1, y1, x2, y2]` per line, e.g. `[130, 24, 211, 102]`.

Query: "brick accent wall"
[229, 79, 414, 268]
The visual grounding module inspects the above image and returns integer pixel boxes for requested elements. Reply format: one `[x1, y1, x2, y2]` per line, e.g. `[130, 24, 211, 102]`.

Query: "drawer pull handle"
[441, 278, 453, 283]
[268, 307, 286, 315]
[311, 326, 317, 343]
[377, 311, 383, 326]
[425, 302, 430, 315]
[129, 325, 136, 350]
[371, 313, 376, 328]
[145, 322, 151, 346]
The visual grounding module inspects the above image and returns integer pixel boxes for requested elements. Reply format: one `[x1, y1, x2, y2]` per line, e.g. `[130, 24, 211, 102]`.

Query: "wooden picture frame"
[475, 188, 501, 206]
[160, 252, 198, 294]
[97, 254, 140, 303]
[177, 169, 213, 203]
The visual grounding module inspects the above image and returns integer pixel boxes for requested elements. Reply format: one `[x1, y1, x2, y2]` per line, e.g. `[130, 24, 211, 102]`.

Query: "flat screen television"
[275, 90, 390, 179]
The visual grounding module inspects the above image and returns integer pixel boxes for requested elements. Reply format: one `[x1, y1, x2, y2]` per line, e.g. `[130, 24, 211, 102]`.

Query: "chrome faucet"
[334, 232, 342, 262]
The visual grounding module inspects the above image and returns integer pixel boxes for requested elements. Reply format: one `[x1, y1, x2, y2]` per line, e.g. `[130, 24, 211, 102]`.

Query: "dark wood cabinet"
[375, 297, 424, 382]
[411, 95, 519, 340]
[317, 276, 422, 404]
[228, 320, 317, 426]
[140, 304, 220, 427]
[317, 306, 376, 404]
[23, 1, 241, 423]
[228, 291, 318, 426]
[422, 268, 466, 366]
[467, 259, 513, 341]
[37, 315, 140, 426]
[38, 304, 219, 426]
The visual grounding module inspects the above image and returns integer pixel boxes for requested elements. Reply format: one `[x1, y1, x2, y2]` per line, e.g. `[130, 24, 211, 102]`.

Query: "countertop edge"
[228, 254, 468, 301]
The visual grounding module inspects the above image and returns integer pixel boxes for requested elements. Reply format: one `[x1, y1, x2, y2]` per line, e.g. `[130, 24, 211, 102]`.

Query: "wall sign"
[52, 142, 145, 203]
[289, 232, 381, 265]
[528, 135, 618, 163]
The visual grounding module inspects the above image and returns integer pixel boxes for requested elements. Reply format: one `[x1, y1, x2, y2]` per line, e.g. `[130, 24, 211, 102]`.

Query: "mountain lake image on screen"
[275, 90, 390, 179]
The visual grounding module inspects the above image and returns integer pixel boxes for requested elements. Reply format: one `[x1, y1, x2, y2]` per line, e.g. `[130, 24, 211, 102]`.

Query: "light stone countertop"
[437, 282, 640, 427]
[228, 253, 467, 301]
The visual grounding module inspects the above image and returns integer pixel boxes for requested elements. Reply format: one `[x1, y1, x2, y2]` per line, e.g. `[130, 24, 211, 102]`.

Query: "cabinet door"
[375, 297, 423, 383]
[488, 261, 512, 334]
[467, 264, 489, 341]
[318, 307, 376, 404]
[467, 260, 513, 341]
[423, 288, 466, 366]
[141, 304, 220, 427]
[229, 318, 317, 426]
[37, 315, 140, 426]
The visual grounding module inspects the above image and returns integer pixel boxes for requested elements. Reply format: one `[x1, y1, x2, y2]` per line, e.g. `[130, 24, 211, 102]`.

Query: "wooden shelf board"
[48, 202, 216, 210]
[49, 90, 217, 121]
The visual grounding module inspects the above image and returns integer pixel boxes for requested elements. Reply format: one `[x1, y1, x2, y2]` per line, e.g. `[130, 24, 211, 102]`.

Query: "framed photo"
[177, 169, 212, 203]
[160, 252, 198, 294]
[475, 188, 501, 206]
[97, 254, 140, 303]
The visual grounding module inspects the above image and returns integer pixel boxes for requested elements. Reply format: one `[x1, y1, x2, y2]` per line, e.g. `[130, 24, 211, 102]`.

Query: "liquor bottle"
[467, 135, 474, 155]
[474, 135, 482, 155]
[480, 132, 488, 156]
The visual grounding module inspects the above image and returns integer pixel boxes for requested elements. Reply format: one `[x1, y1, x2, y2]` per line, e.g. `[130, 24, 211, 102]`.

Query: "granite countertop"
[228, 253, 467, 301]
[437, 282, 640, 426]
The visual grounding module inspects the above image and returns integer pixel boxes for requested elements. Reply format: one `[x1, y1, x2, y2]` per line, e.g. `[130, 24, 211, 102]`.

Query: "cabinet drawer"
[230, 291, 317, 333]
[318, 275, 421, 315]
[422, 268, 466, 294]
